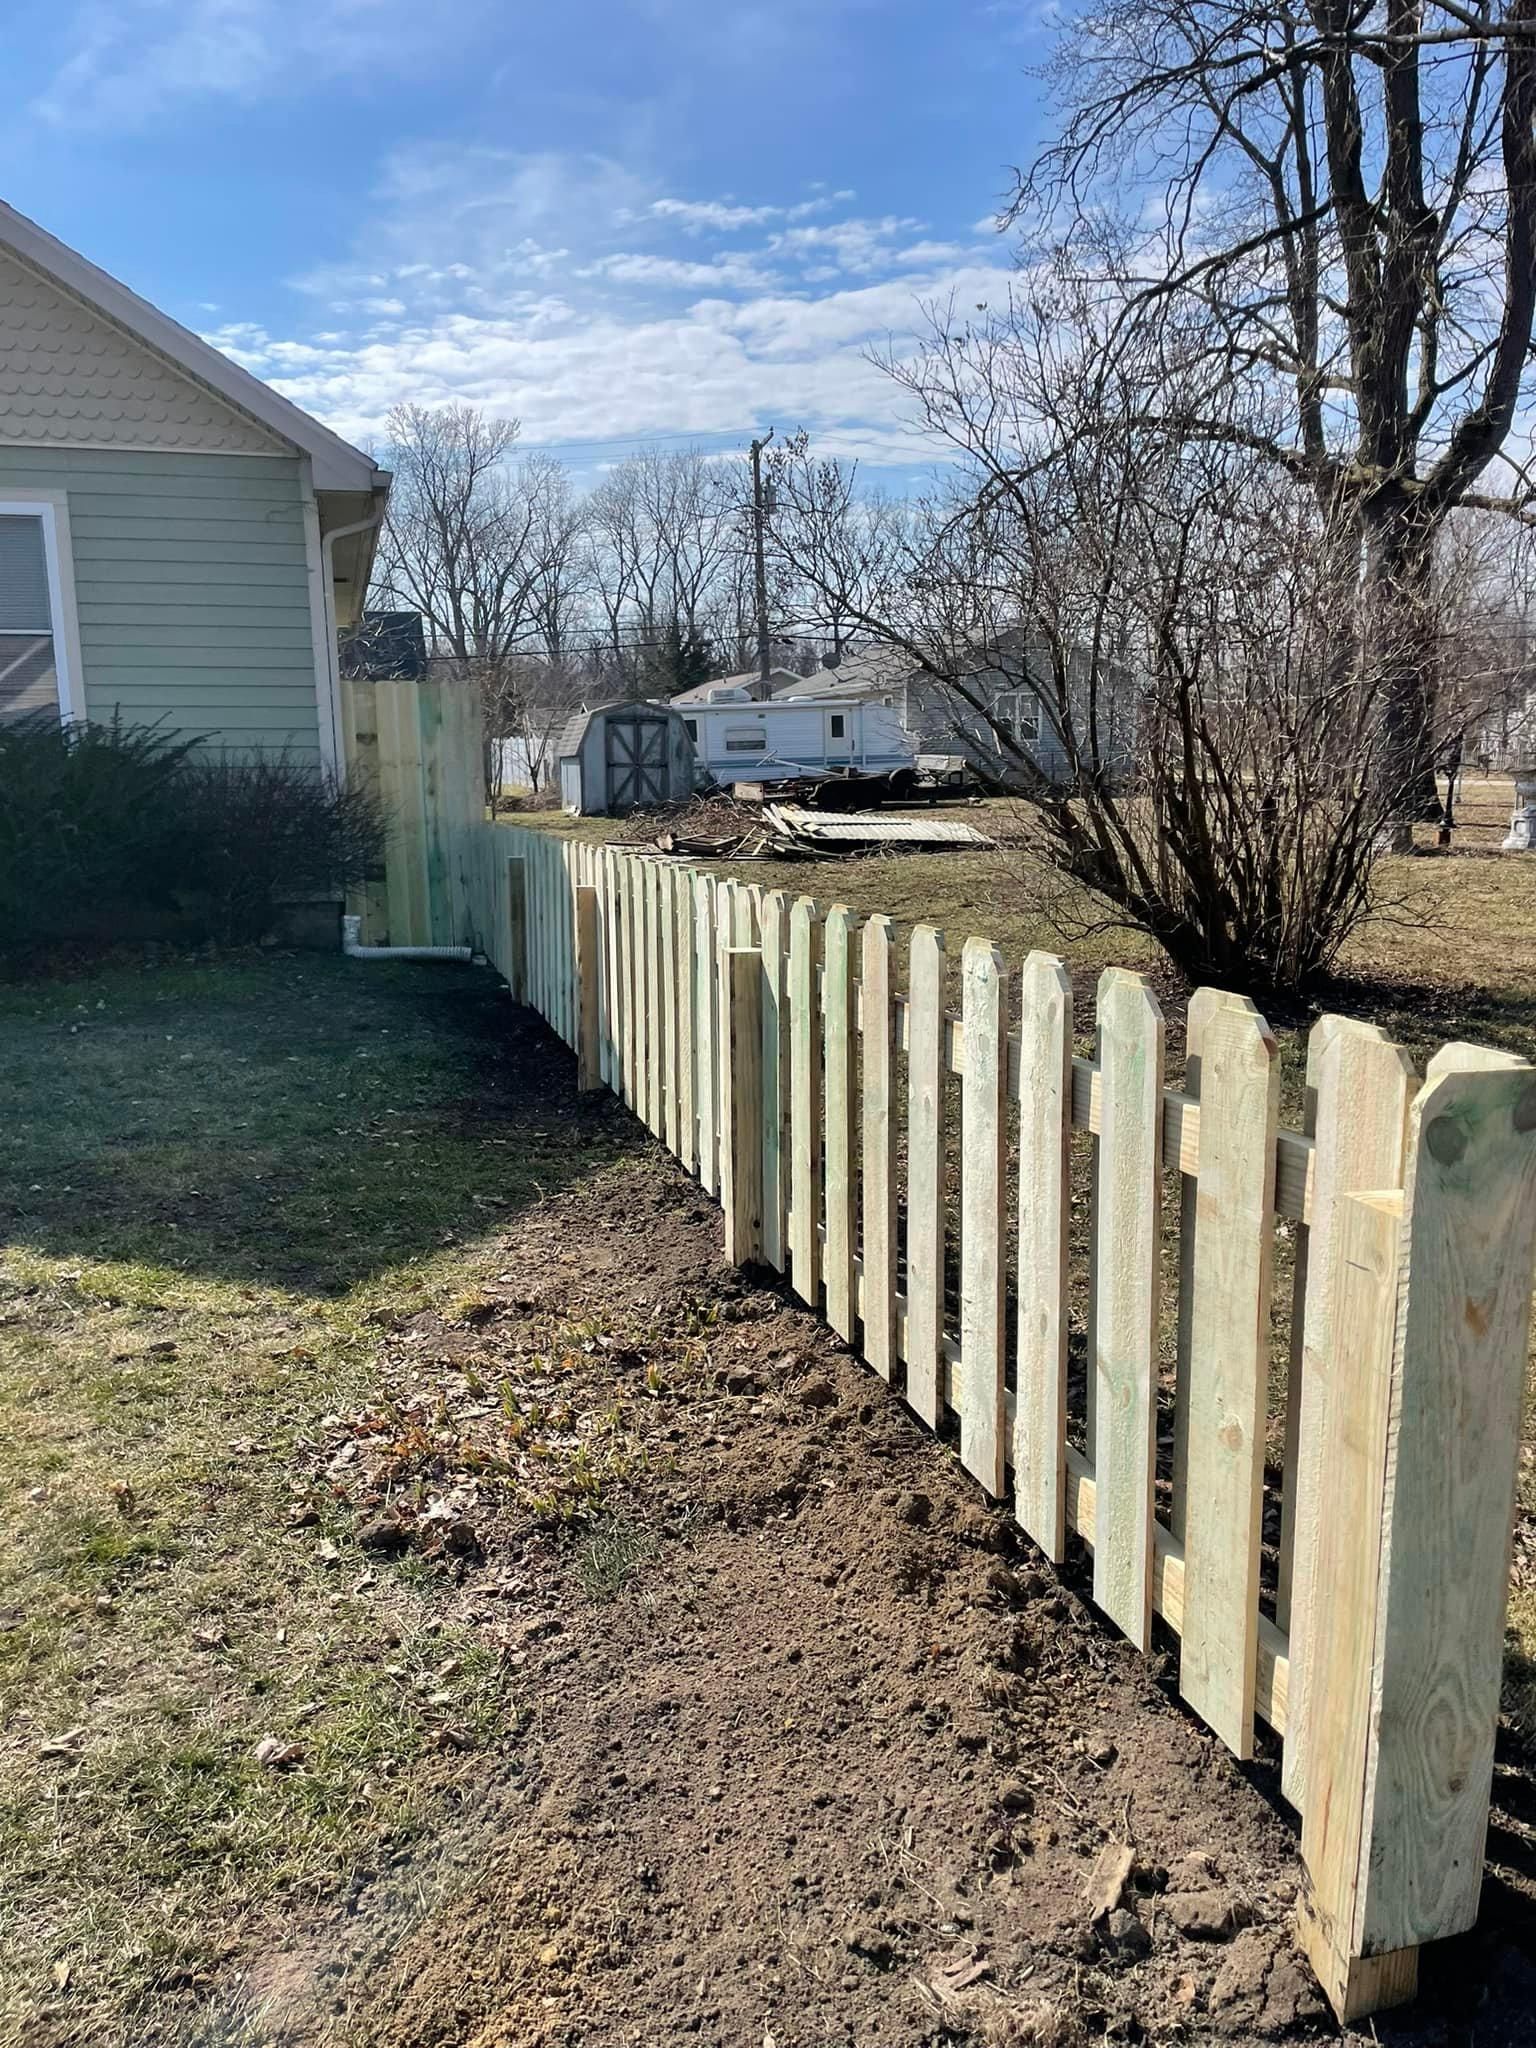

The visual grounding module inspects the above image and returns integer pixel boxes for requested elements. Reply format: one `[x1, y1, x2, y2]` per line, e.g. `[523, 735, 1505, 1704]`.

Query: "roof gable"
[0, 202, 381, 491]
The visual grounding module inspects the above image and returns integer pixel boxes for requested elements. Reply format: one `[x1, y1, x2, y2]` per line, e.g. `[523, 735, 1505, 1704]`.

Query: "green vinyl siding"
[0, 446, 322, 763]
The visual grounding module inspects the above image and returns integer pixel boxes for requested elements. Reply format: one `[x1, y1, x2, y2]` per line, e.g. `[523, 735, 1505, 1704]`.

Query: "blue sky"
[1, 0, 1053, 475]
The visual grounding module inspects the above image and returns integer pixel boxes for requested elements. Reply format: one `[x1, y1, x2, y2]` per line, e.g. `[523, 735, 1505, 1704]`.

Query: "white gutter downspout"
[342, 915, 472, 963]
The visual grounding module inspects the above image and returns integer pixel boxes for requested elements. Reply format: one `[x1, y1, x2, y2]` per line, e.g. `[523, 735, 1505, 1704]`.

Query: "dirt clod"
[1166, 1888, 1239, 1940]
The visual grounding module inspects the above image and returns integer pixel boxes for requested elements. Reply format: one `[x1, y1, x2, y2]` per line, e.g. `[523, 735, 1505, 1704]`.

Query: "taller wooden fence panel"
[349, 700, 1536, 2029]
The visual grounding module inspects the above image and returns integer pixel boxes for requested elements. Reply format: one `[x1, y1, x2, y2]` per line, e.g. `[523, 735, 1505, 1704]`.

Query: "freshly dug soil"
[231, 1013, 1535, 2048]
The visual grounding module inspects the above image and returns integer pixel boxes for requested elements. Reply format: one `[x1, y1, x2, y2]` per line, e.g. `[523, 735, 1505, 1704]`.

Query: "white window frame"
[0, 492, 85, 723]
[993, 688, 1040, 745]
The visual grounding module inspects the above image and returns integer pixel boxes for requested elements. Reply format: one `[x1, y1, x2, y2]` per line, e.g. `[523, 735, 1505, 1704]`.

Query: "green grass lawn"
[0, 954, 644, 2044]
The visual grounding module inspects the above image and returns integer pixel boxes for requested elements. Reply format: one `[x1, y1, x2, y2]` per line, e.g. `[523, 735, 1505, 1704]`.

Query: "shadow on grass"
[0, 953, 631, 1294]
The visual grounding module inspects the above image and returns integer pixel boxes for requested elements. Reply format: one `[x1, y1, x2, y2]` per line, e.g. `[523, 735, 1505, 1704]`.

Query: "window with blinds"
[0, 515, 59, 723]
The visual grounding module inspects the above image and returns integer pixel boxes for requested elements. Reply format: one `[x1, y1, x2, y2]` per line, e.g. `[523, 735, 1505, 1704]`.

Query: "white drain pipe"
[342, 914, 473, 963]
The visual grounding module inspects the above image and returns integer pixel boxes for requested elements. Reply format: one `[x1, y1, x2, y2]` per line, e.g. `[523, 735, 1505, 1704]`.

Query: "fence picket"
[823, 906, 859, 1342]
[860, 915, 897, 1379]
[788, 897, 823, 1308]
[1014, 951, 1072, 1561]
[905, 926, 947, 1429]
[1180, 998, 1279, 1758]
[674, 869, 696, 1173]
[960, 940, 1009, 1497]
[660, 864, 679, 1152]
[759, 892, 791, 1271]
[1280, 1020, 1415, 1810]
[1092, 969, 1165, 1650]
[1172, 988, 1234, 1542]
[694, 872, 718, 1195]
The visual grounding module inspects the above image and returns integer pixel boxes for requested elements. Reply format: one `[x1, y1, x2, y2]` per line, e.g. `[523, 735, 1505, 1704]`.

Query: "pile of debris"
[648, 800, 993, 863]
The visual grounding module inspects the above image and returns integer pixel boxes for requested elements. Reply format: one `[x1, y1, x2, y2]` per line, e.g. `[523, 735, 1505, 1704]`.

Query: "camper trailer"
[678, 683, 915, 790]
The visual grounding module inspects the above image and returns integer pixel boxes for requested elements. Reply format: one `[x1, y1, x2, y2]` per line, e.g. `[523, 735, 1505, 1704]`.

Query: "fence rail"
[346, 681, 1536, 2025]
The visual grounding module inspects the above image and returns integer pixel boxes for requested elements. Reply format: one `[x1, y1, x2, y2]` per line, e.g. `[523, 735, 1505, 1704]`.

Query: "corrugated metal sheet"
[767, 804, 992, 847]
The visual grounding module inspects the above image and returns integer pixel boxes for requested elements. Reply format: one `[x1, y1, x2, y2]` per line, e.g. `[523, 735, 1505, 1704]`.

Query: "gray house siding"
[0, 445, 322, 762]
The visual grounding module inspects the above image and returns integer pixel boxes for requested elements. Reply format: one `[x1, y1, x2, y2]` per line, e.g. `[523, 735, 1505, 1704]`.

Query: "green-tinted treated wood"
[694, 873, 719, 1195]
[1180, 1000, 1278, 1756]
[788, 897, 823, 1308]
[860, 916, 897, 1379]
[1092, 969, 1165, 1651]
[574, 886, 601, 1091]
[823, 906, 860, 1342]
[1281, 1020, 1414, 1811]
[1172, 988, 1235, 1544]
[960, 939, 1009, 1498]
[1014, 952, 1072, 1561]
[673, 870, 697, 1171]
[1349, 1058, 1536, 1957]
[661, 865, 680, 1151]
[759, 892, 791, 1272]
[905, 926, 946, 1429]
[721, 948, 764, 1266]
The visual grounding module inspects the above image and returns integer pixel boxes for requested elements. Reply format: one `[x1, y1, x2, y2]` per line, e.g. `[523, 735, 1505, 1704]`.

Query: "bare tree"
[1010, 0, 1536, 840]
[771, 297, 1510, 992]
[582, 448, 744, 686]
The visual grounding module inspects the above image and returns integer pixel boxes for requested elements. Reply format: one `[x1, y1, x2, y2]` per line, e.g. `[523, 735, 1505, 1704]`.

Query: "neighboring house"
[339, 610, 428, 682]
[0, 200, 388, 773]
[771, 638, 1127, 788]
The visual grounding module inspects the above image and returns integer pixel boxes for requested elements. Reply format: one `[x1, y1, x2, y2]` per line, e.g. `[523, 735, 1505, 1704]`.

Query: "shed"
[558, 700, 695, 815]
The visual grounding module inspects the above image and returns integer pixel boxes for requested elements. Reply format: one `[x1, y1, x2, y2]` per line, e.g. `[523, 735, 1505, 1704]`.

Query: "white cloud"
[194, 145, 1013, 468]
[767, 216, 927, 275]
[580, 251, 778, 291]
[649, 194, 838, 234]
[33, 0, 463, 128]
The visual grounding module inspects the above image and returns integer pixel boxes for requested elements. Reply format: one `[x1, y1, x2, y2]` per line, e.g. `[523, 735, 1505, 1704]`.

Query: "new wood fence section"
[345, 682, 1536, 2024]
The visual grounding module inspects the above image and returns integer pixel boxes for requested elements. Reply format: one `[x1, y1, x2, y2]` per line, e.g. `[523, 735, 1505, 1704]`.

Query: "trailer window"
[723, 723, 767, 752]
[829, 713, 846, 738]
[683, 717, 698, 740]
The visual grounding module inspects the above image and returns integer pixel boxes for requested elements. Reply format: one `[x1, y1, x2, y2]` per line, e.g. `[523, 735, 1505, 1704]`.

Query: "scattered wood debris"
[629, 793, 994, 863]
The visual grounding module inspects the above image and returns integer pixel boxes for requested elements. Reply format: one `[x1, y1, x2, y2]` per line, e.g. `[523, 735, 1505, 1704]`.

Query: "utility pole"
[750, 430, 774, 695]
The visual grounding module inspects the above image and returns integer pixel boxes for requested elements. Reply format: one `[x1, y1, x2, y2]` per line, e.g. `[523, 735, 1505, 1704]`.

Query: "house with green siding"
[0, 200, 389, 774]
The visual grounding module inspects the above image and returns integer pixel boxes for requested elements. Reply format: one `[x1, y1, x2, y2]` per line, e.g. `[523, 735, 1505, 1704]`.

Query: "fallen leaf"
[254, 1736, 305, 1769]
[191, 1628, 227, 1651]
[51, 1960, 71, 1991]
[1084, 1839, 1136, 1921]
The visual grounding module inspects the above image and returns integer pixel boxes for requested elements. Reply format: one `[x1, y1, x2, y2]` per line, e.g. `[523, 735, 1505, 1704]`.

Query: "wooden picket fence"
[346, 682, 1536, 2024]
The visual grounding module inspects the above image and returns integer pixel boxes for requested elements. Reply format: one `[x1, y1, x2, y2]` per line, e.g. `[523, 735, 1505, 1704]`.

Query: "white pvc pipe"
[341, 915, 472, 962]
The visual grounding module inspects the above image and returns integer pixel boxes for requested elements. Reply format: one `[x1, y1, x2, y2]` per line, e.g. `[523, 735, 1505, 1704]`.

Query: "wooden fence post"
[1298, 1055, 1536, 2021]
[506, 857, 528, 1004]
[721, 946, 764, 1266]
[573, 885, 601, 1093]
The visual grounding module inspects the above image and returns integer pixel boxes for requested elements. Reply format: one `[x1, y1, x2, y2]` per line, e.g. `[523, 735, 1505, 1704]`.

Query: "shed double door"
[605, 713, 670, 811]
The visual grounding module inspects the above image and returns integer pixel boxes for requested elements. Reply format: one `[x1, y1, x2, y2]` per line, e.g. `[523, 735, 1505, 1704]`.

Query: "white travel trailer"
[677, 683, 915, 789]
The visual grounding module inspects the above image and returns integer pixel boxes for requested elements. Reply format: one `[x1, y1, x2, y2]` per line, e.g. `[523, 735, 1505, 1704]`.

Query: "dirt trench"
[226, 1024, 1532, 2048]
